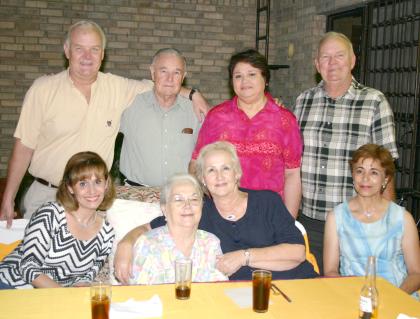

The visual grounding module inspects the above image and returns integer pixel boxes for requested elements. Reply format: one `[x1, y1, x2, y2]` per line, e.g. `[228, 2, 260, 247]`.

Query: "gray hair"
[317, 31, 354, 57]
[160, 173, 203, 205]
[195, 141, 242, 191]
[65, 20, 107, 50]
[151, 48, 187, 70]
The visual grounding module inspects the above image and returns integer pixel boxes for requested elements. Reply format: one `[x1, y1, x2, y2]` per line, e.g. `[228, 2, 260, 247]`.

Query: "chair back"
[0, 219, 29, 261]
[295, 220, 320, 274]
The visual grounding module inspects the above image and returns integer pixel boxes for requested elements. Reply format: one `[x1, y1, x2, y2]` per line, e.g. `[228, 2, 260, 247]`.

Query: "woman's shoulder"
[206, 99, 235, 116]
[196, 229, 220, 243]
[31, 201, 66, 221]
[137, 226, 169, 245]
[386, 201, 406, 221]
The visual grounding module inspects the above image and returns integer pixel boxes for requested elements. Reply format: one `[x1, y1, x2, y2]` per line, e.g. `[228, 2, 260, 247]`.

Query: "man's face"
[64, 27, 104, 82]
[150, 53, 186, 98]
[315, 37, 355, 86]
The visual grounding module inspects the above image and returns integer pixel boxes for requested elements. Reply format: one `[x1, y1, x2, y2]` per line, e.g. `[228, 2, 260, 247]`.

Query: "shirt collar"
[152, 91, 181, 113]
[231, 92, 277, 113]
[66, 68, 100, 90]
[318, 77, 358, 99]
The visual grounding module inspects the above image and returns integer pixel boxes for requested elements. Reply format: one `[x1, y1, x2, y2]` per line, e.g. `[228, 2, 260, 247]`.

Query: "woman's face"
[202, 150, 240, 198]
[232, 62, 266, 103]
[68, 172, 107, 211]
[352, 157, 388, 197]
[164, 181, 203, 230]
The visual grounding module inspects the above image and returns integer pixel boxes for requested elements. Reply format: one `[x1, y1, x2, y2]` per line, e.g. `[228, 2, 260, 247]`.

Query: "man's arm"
[179, 87, 209, 121]
[188, 159, 197, 176]
[0, 138, 34, 227]
[283, 167, 301, 219]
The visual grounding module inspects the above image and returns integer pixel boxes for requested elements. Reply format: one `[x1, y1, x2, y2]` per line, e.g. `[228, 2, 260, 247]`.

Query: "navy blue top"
[151, 188, 317, 280]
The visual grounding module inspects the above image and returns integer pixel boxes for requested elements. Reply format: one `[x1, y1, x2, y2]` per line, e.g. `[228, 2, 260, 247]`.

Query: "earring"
[381, 183, 387, 191]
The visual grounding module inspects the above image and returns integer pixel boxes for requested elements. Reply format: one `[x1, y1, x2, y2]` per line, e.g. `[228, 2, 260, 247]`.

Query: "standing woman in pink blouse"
[189, 49, 302, 217]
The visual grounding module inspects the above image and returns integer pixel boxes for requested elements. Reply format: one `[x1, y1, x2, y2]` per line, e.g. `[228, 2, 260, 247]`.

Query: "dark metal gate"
[363, 0, 420, 226]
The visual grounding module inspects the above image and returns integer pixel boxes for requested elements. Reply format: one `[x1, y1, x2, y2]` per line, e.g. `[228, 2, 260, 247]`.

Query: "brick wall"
[270, 0, 365, 108]
[0, 0, 257, 177]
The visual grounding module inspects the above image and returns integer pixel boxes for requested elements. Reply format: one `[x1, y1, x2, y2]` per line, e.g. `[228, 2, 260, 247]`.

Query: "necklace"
[363, 211, 373, 219]
[70, 211, 98, 228]
[226, 214, 236, 221]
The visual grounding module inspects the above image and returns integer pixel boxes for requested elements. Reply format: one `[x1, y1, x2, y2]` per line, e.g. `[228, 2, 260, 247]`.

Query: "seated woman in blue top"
[114, 141, 317, 283]
[323, 144, 420, 297]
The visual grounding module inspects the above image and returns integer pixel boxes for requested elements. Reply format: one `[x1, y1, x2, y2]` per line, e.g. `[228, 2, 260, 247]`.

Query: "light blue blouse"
[334, 201, 417, 298]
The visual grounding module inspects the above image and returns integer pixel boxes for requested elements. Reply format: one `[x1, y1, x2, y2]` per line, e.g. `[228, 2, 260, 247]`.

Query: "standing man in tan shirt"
[0, 20, 208, 227]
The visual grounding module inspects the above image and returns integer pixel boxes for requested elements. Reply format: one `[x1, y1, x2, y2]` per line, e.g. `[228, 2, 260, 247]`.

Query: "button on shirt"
[293, 79, 398, 221]
[119, 90, 200, 187]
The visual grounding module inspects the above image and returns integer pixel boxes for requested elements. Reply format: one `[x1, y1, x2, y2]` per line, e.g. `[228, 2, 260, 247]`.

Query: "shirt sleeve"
[14, 77, 47, 149]
[205, 235, 228, 282]
[282, 110, 303, 169]
[122, 79, 154, 111]
[19, 203, 58, 284]
[131, 235, 161, 285]
[371, 94, 399, 159]
[191, 115, 213, 160]
[150, 216, 166, 229]
[266, 192, 304, 245]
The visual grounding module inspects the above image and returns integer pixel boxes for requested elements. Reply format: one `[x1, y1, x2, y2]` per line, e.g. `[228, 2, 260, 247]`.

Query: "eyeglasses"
[170, 195, 202, 207]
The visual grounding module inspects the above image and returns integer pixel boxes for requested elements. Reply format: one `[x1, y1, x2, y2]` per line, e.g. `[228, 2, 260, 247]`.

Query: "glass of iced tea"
[252, 270, 272, 313]
[90, 281, 111, 319]
[175, 258, 192, 300]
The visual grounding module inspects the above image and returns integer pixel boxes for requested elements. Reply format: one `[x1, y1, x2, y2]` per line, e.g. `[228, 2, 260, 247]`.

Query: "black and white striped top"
[0, 202, 114, 288]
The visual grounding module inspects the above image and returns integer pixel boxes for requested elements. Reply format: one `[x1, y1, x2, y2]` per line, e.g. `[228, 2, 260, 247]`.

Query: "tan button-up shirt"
[15, 69, 153, 185]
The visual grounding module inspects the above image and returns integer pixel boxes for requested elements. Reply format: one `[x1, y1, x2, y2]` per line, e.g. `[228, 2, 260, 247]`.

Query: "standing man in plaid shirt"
[293, 32, 398, 274]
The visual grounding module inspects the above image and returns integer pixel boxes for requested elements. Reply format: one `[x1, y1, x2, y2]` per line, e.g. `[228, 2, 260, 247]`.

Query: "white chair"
[0, 219, 29, 261]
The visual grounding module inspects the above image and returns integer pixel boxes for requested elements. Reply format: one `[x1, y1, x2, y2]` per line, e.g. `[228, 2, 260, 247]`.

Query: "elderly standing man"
[119, 48, 201, 187]
[293, 31, 398, 273]
[0, 20, 208, 227]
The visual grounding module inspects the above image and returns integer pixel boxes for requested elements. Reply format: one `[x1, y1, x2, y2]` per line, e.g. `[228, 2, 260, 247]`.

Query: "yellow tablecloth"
[0, 277, 418, 319]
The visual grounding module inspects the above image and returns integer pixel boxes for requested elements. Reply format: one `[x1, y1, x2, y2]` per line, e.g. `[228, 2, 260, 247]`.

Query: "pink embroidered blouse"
[192, 94, 302, 198]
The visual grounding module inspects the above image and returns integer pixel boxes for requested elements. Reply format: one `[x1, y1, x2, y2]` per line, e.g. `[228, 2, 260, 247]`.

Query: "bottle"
[359, 256, 378, 319]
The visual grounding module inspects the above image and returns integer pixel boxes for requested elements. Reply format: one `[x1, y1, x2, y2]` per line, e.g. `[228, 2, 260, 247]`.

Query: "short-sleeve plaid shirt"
[293, 79, 398, 221]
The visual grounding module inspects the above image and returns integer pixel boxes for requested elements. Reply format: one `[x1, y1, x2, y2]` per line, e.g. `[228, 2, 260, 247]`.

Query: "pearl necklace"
[70, 211, 98, 228]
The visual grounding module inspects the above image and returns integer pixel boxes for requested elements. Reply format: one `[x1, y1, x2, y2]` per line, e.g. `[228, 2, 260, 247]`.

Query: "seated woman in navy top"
[114, 141, 317, 283]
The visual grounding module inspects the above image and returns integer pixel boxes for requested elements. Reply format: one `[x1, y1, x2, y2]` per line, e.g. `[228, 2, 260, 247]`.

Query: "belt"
[35, 177, 58, 188]
[124, 178, 147, 187]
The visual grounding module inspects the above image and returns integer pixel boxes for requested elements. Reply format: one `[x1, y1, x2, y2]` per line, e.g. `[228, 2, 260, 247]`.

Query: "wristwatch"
[244, 249, 250, 266]
[189, 87, 198, 100]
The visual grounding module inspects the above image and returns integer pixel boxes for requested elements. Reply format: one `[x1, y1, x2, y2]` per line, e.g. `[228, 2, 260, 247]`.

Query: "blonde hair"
[195, 141, 242, 193]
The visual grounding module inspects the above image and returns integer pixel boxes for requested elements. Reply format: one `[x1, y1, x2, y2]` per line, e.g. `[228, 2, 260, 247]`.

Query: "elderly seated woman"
[130, 174, 227, 284]
[115, 142, 317, 283]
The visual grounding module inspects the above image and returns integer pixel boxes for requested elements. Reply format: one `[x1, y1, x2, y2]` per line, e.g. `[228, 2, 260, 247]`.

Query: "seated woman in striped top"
[0, 151, 115, 289]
